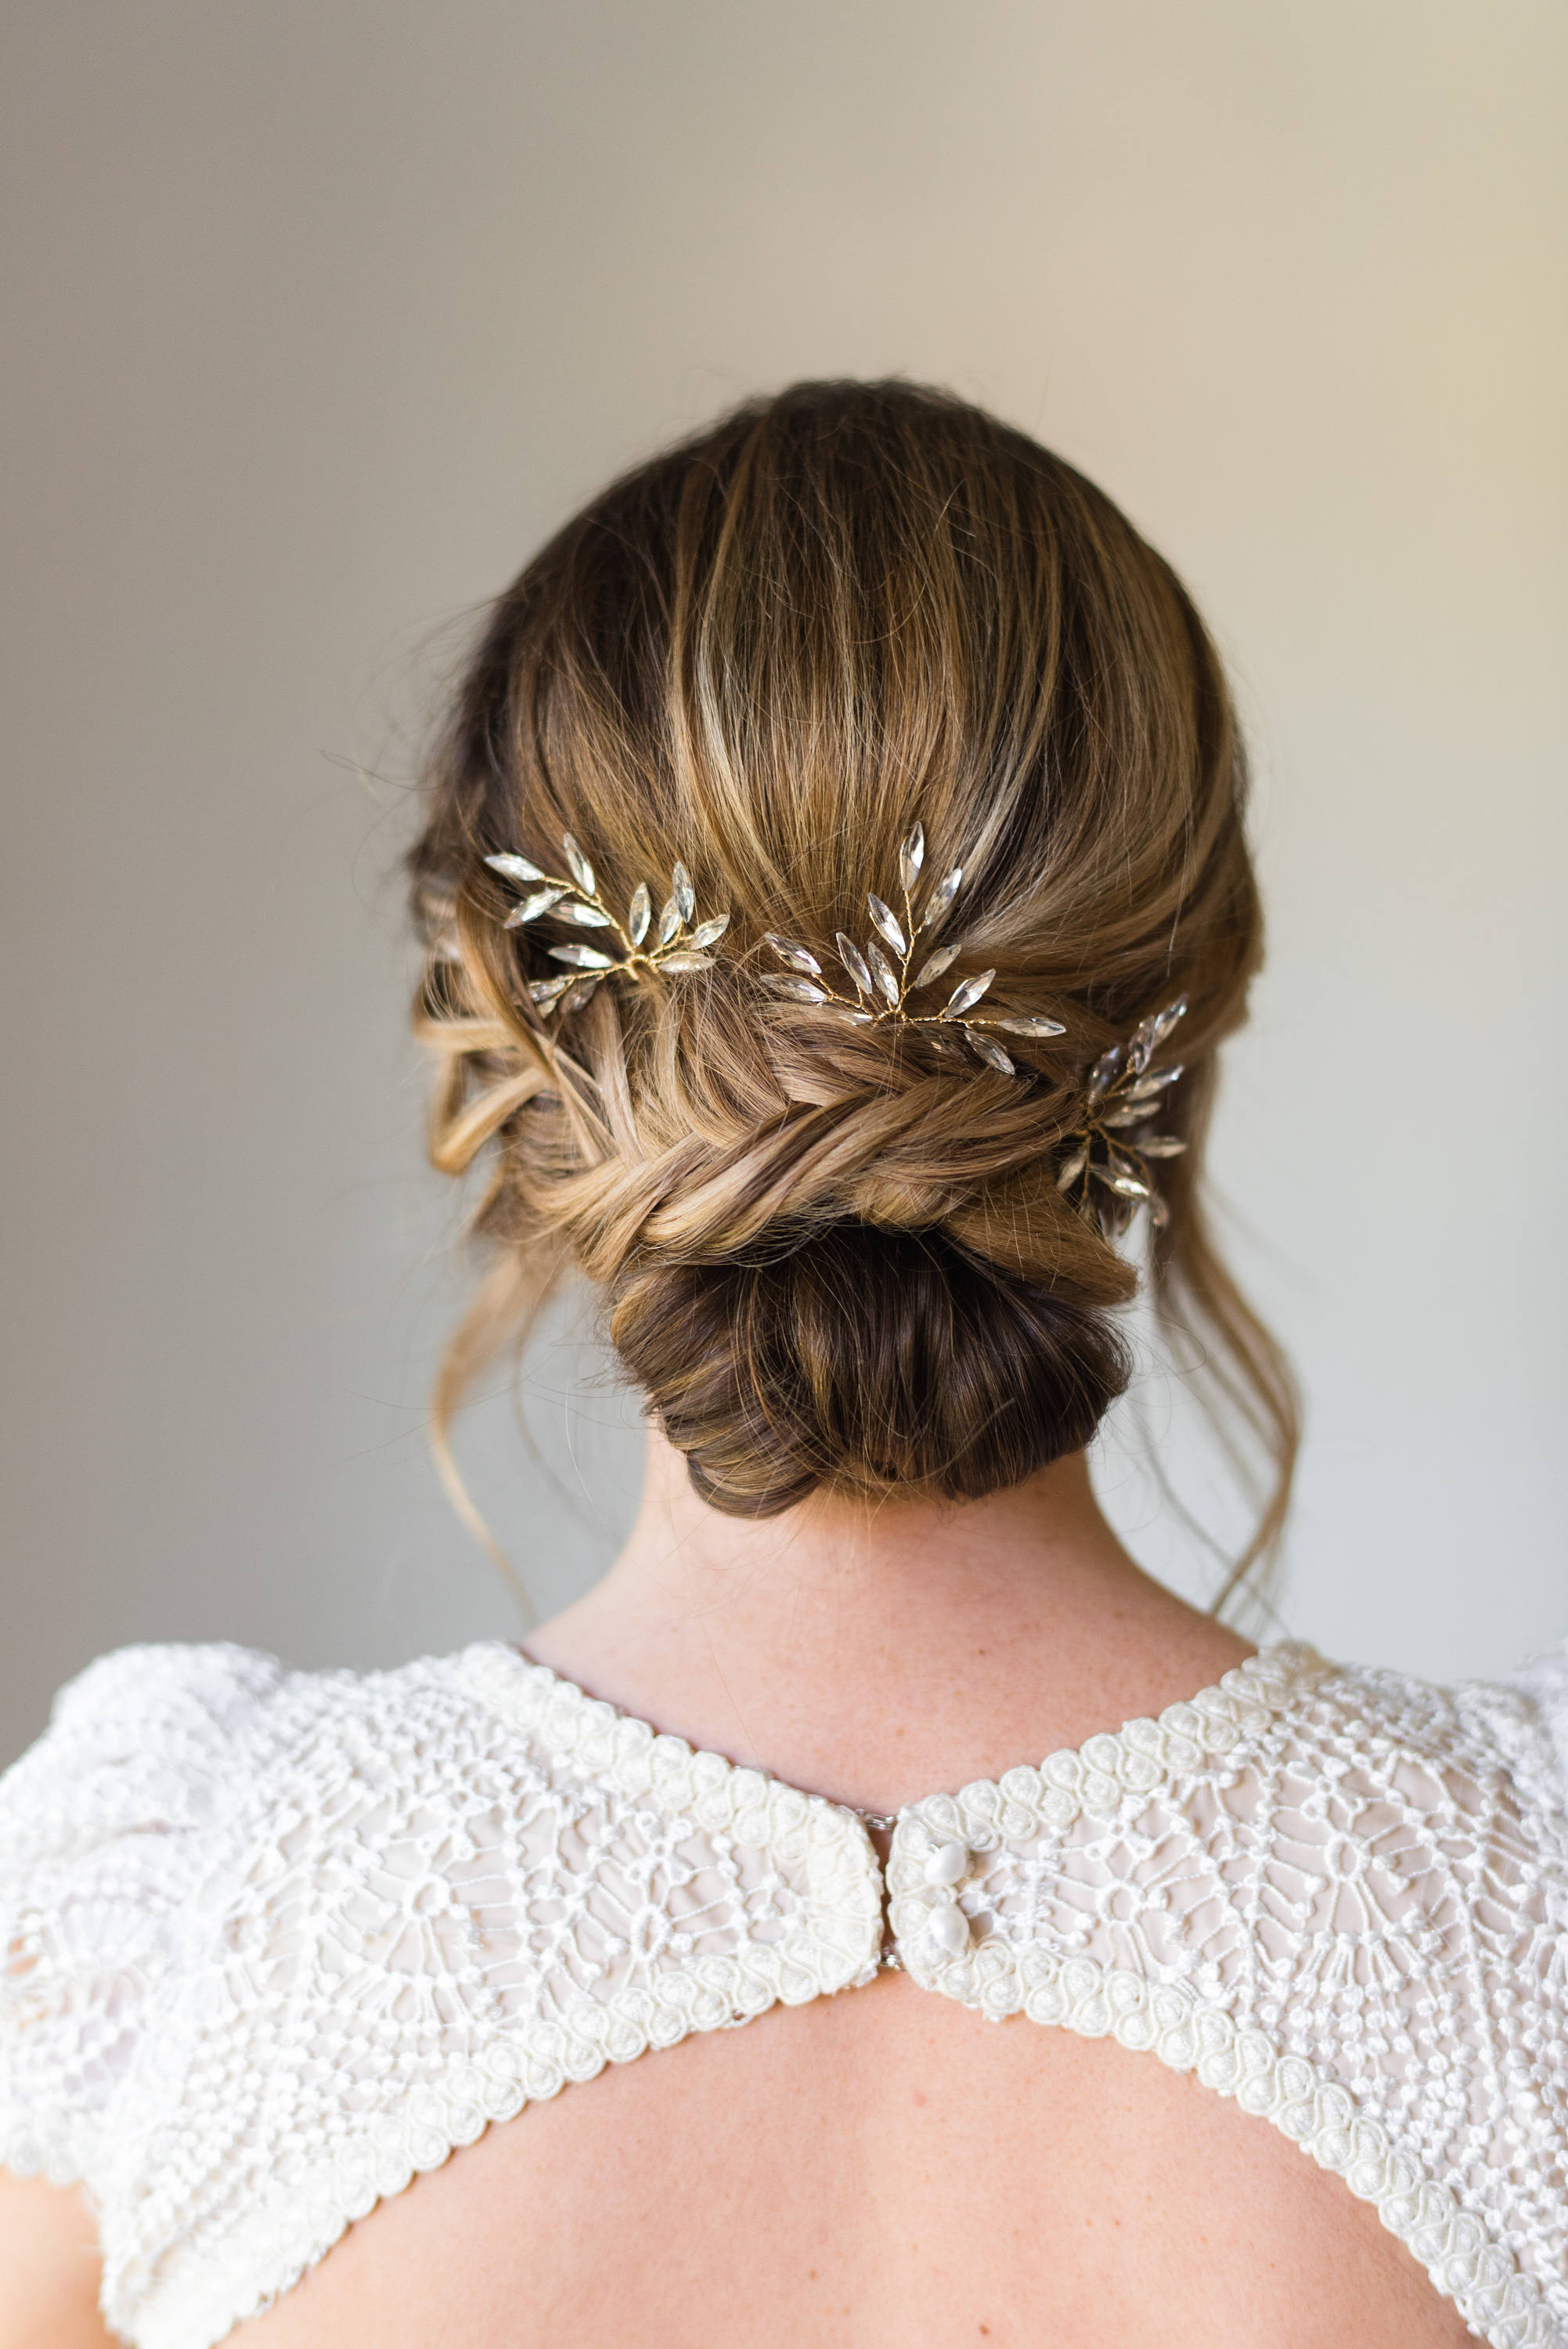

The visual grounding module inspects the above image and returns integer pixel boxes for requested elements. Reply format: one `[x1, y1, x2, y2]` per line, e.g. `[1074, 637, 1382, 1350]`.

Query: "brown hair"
[409, 379, 1297, 1601]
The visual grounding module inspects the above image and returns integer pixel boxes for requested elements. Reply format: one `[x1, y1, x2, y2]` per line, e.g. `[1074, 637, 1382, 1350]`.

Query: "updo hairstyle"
[409, 381, 1296, 1593]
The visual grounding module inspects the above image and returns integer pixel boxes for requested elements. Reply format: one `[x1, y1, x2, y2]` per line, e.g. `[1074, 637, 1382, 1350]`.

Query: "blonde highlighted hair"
[409, 380, 1297, 1603]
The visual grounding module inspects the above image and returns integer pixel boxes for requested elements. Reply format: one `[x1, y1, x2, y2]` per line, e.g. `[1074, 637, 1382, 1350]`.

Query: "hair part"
[409, 377, 1298, 1603]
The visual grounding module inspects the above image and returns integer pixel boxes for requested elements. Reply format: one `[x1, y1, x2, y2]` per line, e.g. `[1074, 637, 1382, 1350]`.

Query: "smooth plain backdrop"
[3, 1, 1564, 1763]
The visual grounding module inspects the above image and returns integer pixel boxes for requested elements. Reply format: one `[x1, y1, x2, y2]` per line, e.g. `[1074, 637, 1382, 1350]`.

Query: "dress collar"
[456, 1636, 1332, 1829]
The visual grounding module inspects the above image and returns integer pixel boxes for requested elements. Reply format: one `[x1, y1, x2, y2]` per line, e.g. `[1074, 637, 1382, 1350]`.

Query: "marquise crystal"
[866, 942, 900, 1005]
[503, 884, 568, 928]
[968, 1031, 1015, 1074]
[765, 933, 821, 976]
[910, 943, 961, 990]
[837, 933, 874, 995]
[941, 969, 995, 1019]
[868, 894, 907, 955]
[561, 833, 595, 894]
[925, 864, 963, 925]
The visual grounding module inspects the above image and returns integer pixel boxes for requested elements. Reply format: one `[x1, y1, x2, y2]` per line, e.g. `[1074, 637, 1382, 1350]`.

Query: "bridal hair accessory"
[484, 821, 1187, 1229]
[485, 819, 1066, 1073]
[483, 835, 731, 1016]
[756, 820, 1068, 1077]
[1055, 998, 1189, 1236]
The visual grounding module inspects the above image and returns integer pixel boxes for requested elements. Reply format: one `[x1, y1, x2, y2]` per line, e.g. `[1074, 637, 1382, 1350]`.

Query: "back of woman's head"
[410, 378, 1296, 1590]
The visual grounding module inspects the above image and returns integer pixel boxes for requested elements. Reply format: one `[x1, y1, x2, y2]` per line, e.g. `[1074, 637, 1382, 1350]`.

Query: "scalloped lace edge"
[117, 1940, 881, 2349]
[925, 1948, 1555, 2349]
[458, 1638, 1335, 1834]
[109, 1946, 1557, 2349]
[0, 2113, 85, 2192]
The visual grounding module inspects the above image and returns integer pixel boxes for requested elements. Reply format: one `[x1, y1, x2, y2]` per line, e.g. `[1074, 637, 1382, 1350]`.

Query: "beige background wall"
[2, 0, 1563, 1763]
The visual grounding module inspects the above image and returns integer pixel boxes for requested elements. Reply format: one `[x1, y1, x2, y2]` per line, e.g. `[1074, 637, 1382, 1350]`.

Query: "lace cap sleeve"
[0, 1641, 286, 2187]
[1510, 1636, 1568, 1800]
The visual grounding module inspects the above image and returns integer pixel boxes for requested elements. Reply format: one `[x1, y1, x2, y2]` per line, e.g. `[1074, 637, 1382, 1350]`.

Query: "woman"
[2, 381, 1562, 2349]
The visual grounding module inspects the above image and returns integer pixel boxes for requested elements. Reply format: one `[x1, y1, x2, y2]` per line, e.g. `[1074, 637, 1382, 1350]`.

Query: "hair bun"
[540, 1056, 1139, 1517]
[607, 1223, 1134, 1517]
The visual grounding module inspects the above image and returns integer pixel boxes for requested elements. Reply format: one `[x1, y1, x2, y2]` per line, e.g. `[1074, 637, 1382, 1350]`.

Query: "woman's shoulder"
[0, 1642, 281, 2190]
[1498, 1636, 1568, 1776]
[1278, 1634, 1568, 1823]
[2, 1638, 393, 1870]
[0, 1636, 871, 2348]
[0, 1636, 546, 1860]
[8, 1629, 1568, 1882]
[0, 1641, 297, 1967]
[0, 1635, 531, 1807]
[2, 1640, 289, 1805]
[1460, 1633, 1568, 1820]
[7, 1626, 1568, 1841]
[0, 1640, 529, 2182]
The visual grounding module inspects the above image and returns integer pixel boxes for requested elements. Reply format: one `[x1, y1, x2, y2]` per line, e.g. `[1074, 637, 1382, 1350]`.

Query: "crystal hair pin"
[482, 821, 1187, 1230]
[1054, 998, 1189, 1236]
[486, 819, 1064, 1073]
[758, 821, 1066, 1077]
[483, 835, 731, 1018]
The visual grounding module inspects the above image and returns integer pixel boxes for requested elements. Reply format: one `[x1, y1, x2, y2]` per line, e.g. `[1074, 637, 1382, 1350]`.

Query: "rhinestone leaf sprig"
[1054, 997, 1189, 1236]
[485, 838, 730, 1017]
[759, 820, 1066, 1076]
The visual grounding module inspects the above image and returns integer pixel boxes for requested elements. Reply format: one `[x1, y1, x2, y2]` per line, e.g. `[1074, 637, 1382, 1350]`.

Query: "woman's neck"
[522, 1427, 1254, 1813]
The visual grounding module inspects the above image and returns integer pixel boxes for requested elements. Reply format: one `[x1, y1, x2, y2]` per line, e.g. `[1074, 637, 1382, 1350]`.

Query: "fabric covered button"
[924, 1841, 970, 1888]
[928, 1899, 971, 1958]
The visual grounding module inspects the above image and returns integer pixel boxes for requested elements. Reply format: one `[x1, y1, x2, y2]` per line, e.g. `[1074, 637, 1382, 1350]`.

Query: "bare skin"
[0, 2172, 106, 2349]
[0, 1434, 1478, 2347]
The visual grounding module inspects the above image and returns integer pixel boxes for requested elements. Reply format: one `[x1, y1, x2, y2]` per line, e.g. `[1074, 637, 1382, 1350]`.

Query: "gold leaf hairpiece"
[483, 837, 730, 1017]
[759, 819, 1066, 1077]
[483, 821, 1187, 1233]
[1054, 997, 1189, 1237]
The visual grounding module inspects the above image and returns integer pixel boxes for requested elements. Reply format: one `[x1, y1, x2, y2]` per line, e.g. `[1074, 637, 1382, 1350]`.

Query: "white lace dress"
[2, 1637, 1566, 2349]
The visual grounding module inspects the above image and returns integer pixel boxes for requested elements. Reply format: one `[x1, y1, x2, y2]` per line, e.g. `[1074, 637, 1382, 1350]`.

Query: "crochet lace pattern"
[2, 1635, 1566, 2349]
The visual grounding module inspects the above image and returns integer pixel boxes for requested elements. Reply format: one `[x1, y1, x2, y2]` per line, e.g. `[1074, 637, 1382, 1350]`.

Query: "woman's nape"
[523, 1423, 1255, 1818]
